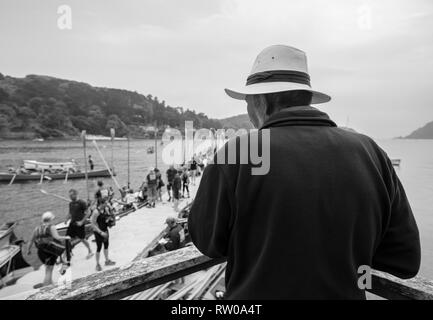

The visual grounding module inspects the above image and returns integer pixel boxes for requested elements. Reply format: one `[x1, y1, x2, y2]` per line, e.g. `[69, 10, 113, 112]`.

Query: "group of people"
[26, 151, 212, 288]
[28, 182, 117, 287]
[140, 156, 206, 212]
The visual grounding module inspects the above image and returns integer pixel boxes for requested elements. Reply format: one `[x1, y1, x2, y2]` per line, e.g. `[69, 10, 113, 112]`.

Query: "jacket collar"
[260, 105, 337, 130]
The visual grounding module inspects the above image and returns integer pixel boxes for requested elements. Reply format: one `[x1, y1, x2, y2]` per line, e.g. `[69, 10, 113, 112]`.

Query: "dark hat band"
[246, 70, 311, 86]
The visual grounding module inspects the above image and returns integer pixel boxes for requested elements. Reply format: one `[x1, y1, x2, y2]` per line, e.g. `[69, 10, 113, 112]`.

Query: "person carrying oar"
[66, 189, 94, 259]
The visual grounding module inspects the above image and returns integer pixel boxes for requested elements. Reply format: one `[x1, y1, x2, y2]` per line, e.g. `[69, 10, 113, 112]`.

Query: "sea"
[0, 138, 432, 279]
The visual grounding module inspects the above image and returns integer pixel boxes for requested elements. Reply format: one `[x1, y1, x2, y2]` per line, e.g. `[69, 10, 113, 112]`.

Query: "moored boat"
[0, 222, 17, 249]
[85, 135, 127, 141]
[391, 159, 401, 167]
[0, 169, 113, 183]
[0, 245, 32, 288]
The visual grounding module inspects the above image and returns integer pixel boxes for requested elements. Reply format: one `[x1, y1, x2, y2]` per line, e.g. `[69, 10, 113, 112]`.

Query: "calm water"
[0, 138, 432, 278]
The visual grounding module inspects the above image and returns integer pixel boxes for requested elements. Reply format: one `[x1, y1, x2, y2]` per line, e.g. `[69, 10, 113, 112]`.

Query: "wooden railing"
[26, 246, 433, 300]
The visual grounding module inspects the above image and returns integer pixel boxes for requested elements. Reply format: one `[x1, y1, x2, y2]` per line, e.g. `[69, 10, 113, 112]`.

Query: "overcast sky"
[1, 0, 432, 138]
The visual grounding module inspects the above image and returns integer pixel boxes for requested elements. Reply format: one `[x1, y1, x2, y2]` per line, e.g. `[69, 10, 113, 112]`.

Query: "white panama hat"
[225, 45, 331, 104]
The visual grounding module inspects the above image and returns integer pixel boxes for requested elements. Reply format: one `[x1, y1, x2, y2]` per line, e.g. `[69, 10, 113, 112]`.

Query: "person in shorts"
[66, 189, 93, 259]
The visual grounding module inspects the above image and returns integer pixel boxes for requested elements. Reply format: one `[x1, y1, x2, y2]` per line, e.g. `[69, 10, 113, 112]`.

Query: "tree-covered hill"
[0, 72, 222, 139]
[405, 121, 433, 139]
[220, 114, 254, 130]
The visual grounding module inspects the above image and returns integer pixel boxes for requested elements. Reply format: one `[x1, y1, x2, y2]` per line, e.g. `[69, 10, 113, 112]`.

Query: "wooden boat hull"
[0, 169, 113, 183]
[0, 222, 17, 249]
[0, 245, 32, 287]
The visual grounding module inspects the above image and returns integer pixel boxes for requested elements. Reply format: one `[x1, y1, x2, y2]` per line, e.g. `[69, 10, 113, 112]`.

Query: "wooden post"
[110, 128, 115, 173]
[127, 133, 130, 189]
[81, 130, 90, 201]
[154, 123, 158, 169]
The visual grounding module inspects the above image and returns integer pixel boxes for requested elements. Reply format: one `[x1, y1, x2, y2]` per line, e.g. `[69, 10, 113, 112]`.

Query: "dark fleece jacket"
[188, 106, 420, 300]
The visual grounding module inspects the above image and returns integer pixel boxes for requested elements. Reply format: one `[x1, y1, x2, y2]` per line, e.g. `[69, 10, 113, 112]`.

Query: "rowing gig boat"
[0, 169, 113, 183]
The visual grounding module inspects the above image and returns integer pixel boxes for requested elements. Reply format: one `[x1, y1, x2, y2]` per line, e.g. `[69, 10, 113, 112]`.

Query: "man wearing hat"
[188, 45, 420, 299]
[163, 217, 185, 251]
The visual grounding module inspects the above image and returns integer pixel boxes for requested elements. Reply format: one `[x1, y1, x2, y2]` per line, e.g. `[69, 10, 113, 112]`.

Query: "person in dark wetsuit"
[181, 167, 190, 198]
[172, 170, 182, 212]
[66, 189, 93, 259]
[164, 217, 185, 251]
[154, 168, 164, 202]
[146, 168, 158, 208]
[189, 157, 197, 185]
[91, 198, 116, 271]
[88, 155, 94, 171]
[166, 165, 177, 202]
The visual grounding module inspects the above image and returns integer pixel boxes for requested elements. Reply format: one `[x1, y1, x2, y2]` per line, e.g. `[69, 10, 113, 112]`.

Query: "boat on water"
[0, 245, 32, 288]
[85, 135, 127, 141]
[24, 160, 76, 171]
[0, 222, 17, 249]
[0, 223, 32, 288]
[0, 169, 113, 183]
[391, 159, 401, 167]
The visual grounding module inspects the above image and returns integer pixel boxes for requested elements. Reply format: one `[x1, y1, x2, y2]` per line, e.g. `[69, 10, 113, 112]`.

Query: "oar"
[92, 140, 121, 190]
[38, 170, 44, 184]
[64, 170, 69, 184]
[40, 189, 70, 202]
[9, 174, 17, 185]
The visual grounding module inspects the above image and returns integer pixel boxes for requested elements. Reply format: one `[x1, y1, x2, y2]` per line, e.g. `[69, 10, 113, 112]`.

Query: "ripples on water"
[0, 139, 432, 278]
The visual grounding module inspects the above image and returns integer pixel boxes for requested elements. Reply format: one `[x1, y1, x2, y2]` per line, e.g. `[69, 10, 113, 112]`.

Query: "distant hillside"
[220, 114, 254, 130]
[405, 121, 433, 139]
[0, 72, 221, 139]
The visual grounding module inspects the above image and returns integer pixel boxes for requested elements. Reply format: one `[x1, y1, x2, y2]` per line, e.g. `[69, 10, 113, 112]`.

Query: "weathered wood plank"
[26, 246, 433, 300]
[369, 270, 433, 300]
[26, 246, 225, 300]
